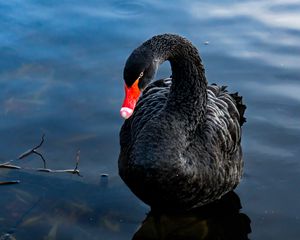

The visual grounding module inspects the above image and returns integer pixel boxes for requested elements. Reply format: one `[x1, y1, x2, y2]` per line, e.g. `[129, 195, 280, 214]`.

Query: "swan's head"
[120, 47, 159, 119]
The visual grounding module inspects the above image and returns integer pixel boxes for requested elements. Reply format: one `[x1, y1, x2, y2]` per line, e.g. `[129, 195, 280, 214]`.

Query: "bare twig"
[0, 180, 20, 185]
[31, 150, 82, 176]
[0, 164, 21, 169]
[0, 161, 11, 166]
[68, 150, 83, 176]
[18, 134, 47, 169]
[0, 160, 20, 169]
[75, 150, 80, 172]
[37, 168, 81, 175]
[0, 136, 83, 185]
[32, 152, 46, 168]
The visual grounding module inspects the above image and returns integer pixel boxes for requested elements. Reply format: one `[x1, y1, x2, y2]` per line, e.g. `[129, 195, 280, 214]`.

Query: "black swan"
[118, 34, 246, 210]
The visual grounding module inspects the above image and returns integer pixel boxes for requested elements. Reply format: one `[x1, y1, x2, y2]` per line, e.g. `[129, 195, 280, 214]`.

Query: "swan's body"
[119, 34, 246, 210]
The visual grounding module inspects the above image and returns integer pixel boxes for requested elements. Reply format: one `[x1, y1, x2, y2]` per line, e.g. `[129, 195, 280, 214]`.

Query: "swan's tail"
[230, 92, 247, 126]
[209, 84, 247, 126]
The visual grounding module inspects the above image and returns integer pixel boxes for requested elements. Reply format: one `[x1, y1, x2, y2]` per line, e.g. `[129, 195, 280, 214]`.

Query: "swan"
[118, 34, 246, 210]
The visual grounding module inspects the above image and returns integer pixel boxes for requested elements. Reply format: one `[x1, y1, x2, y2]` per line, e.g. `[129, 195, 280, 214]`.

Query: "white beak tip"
[120, 107, 133, 119]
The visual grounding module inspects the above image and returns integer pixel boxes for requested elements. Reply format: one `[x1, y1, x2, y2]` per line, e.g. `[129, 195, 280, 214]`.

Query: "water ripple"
[187, 0, 300, 69]
[111, 0, 146, 17]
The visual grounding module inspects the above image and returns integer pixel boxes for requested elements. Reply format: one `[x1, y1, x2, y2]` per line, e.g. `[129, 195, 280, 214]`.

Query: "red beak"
[120, 79, 141, 119]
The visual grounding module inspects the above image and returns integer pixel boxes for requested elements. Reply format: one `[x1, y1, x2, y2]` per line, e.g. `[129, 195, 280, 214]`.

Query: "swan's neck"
[167, 56, 207, 125]
[146, 34, 208, 129]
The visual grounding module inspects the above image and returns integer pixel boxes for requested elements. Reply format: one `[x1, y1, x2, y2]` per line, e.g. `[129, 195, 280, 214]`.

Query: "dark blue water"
[1, 0, 300, 239]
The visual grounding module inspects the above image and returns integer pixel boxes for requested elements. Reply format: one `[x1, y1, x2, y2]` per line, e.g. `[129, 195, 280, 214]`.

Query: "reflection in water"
[0, 171, 146, 240]
[132, 192, 251, 240]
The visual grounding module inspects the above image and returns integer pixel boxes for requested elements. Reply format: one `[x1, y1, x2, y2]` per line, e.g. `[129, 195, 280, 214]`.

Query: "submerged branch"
[0, 135, 83, 185]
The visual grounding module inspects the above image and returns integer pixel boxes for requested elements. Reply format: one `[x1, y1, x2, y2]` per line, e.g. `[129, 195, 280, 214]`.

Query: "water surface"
[1, 0, 300, 239]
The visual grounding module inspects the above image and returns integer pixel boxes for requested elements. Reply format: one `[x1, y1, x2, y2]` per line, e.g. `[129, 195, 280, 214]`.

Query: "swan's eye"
[138, 72, 144, 79]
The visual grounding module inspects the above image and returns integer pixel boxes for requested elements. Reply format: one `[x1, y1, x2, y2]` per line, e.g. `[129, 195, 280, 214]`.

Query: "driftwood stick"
[75, 150, 80, 171]
[34, 150, 82, 176]
[0, 161, 11, 166]
[0, 136, 83, 186]
[18, 134, 45, 159]
[0, 160, 21, 169]
[32, 152, 47, 169]
[18, 134, 47, 168]
[0, 180, 20, 185]
[0, 164, 21, 169]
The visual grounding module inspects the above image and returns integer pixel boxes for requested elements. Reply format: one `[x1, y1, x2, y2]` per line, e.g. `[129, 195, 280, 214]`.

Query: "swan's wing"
[205, 84, 246, 154]
[119, 78, 171, 153]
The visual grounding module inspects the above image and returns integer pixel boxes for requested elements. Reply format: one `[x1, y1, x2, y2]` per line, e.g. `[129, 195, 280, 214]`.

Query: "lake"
[0, 0, 300, 239]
